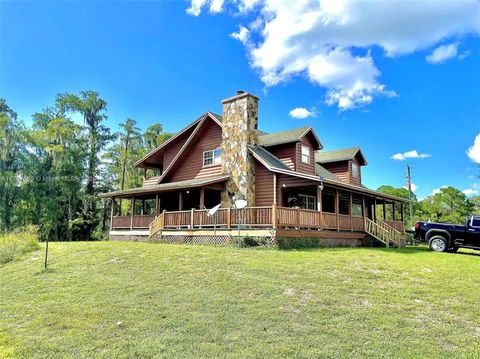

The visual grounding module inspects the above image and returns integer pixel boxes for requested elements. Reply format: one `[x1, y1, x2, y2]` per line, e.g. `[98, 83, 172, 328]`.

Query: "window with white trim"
[352, 162, 359, 178]
[203, 148, 222, 166]
[301, 145, 310, 164]
[298, 194, 316, 210]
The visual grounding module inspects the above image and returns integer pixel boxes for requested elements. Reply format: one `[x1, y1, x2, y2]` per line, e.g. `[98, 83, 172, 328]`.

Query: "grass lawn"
[1, 242, 479, 358]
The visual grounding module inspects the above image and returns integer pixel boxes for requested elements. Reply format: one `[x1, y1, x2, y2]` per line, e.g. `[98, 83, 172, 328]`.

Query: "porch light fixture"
[319, 176, 325, 191]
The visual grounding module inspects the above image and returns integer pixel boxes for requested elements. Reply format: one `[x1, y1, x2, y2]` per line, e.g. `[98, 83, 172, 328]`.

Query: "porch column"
[143, 167, 147, 180]
[349, 192, 353, 232]
[374, 198, 377, 222]
[178, 192, 183, 211]
[200, 188, 205, 209]
[335, 189, 340, 231]
[382, 200, 386, 220]
[130, 197, 135, 230]
[400, 203, 404, 222]
[392, 202, 396, 222]
[316, 185, 322, 212]
[273, 174, 277, 205]
[141, 199, 145, 215]
[110, 197, 115, 230]
[155, 194, 160, 216]
[362, 196, 366, 218]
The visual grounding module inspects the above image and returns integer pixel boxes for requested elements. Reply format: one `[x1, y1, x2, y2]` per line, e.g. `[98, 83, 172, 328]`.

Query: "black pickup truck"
[414, 215, 480, 252]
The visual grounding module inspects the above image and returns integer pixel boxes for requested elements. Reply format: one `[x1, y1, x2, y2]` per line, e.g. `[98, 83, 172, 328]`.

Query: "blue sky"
[1, 0, 480, 199]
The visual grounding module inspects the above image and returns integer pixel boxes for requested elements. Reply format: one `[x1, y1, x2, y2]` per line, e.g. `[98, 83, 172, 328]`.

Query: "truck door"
[466, 216, 480, 246]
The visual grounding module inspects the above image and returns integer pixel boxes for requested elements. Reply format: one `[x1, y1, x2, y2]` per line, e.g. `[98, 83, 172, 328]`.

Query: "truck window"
[472, 218, 480, 228]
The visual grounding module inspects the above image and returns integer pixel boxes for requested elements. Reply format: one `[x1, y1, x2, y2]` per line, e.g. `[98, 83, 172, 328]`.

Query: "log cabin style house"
[100, 91, 408, 246]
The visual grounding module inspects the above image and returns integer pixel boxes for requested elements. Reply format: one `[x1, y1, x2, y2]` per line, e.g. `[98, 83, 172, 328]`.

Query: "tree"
[420, 187, 474, 224]
[144, 123, 173, 150]
[0, 99, 25, 232]
[376, 185, 419, 227]
[56, 91, 112, 239]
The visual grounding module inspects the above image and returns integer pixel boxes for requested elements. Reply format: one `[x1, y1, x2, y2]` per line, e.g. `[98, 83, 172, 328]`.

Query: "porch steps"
[364, 218, 404, 248]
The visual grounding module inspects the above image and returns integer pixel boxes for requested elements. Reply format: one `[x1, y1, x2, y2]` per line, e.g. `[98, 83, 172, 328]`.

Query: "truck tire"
[428, 236, 448, 252]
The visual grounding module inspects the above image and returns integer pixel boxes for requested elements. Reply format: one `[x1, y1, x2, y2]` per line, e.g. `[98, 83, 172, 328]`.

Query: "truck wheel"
[429, 236, 448, 252]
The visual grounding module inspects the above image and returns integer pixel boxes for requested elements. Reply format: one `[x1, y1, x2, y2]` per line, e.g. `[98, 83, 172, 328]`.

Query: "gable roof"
[315, 146, 367, 166]
[249, 146, 291, 171]
[258, 126, 322, 149]
[315, 164, 342, 182]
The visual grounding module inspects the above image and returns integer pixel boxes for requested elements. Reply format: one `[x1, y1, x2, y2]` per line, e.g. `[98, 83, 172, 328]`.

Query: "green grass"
[1, 242, 479, 358]
[0, 226, 40, 264]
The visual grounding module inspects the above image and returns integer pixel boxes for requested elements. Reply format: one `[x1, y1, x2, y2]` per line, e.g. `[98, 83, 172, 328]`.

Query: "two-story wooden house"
[100, 91, 407, 246]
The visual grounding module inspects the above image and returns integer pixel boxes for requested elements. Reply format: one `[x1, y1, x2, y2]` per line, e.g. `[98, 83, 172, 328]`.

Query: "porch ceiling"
[99, 175, 229, 199]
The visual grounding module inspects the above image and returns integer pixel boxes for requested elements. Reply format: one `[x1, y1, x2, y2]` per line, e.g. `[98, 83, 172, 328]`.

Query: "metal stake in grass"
[44, 237, 49, 270]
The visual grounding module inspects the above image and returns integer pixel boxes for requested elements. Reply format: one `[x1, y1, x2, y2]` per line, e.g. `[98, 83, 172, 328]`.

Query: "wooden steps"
[364, 218, 404, 248]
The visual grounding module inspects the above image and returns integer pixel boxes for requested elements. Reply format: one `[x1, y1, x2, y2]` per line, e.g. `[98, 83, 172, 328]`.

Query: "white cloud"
[404, 183, 418, 193]
[431, 185, 448, 195]
[230, 26, 250, 45]
[463, 188, 479, 196]
[187, 0, 480, 110]
[426, 43, 459, 64]
[467, 133, 480, 164]
[187, 0, 224, 16]
[289, 107, 315, 119]
[391, 150, 431, 161]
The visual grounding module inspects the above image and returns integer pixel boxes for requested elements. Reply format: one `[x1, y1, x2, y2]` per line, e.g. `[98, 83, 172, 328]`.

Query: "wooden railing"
[364, 218, 404, 247]
[143, 205, 406, 239]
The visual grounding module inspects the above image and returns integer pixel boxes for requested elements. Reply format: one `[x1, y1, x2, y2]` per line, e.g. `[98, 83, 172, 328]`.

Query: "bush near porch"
[0, 241, 479, 358]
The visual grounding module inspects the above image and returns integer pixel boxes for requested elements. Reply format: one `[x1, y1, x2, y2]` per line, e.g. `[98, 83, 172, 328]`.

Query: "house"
[99, 91, 408, 246]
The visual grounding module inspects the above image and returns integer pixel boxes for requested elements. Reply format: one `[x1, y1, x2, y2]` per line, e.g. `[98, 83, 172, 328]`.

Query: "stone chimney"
[221, 91, 259, 206]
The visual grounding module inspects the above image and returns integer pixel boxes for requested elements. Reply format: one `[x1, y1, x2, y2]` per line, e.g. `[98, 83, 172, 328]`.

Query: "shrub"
[239, 236, 272, 248]
[0, 226, 40, 264]
[276, 237, 324, 250]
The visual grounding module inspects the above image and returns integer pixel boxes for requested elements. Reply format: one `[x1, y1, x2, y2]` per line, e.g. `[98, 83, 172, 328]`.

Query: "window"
[352, 162, 359, 178]
[472, 217, 480, 228]
[301, 145, 310, 164]
[203, 148, 222, 166]
[298, 194, 316, 210]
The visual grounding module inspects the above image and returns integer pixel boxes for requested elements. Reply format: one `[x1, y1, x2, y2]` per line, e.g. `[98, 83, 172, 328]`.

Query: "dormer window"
[203, 148, 222, 166]
[352, 162, 359, 178]
[301, 145, 310, 164]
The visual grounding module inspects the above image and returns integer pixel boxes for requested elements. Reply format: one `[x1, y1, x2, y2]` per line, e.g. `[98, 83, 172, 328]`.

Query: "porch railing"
[146, 205, 404, 238]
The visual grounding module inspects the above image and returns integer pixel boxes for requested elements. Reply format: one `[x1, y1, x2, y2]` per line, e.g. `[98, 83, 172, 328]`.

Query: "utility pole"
[406, 165, 413, 219]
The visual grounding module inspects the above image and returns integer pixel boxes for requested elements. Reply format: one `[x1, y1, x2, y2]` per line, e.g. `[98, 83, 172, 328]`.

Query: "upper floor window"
[301, 145, 310, 164]
[352, 162, 359, 178]
[203, 148, 222, 166]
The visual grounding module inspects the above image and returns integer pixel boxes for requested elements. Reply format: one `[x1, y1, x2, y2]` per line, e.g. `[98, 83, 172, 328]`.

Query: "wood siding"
[322, 161, 350, 184]
[167, 119, 223, 182]
[350, 158, 362, 186]
[296, 136, 316, 175]
[163, 131, 192, 169]
[267, 143, 296, 170]
[255, 161, 274, 206]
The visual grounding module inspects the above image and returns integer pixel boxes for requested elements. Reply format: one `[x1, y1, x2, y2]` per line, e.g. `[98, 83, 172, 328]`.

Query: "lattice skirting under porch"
[151, 234, 275, 246]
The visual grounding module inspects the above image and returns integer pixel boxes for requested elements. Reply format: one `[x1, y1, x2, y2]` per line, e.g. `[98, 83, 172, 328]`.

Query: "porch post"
[374, 198, 377, 222]
[273, 174, 277, 205]
[141, 199, 145, 215]
[200, 188, 205, 209]
[317, 185, 322, 230]
[349, 192, 353, 232]
[178, 191, 183, 211]
[400, 203, 404, 222]
[382, 200, 386, 220]
[155, 194, 160, 216]
[110, 197, 115, 230]
[130, 197, 135, 230]
[362, 196, 366, 219]
[392, 201, 396, 223]
[143, 167, 147, 180]
[335, 189, 339, 231]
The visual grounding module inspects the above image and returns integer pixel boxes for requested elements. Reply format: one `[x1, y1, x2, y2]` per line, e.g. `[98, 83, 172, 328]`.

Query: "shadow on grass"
[277, 245, 430, 254]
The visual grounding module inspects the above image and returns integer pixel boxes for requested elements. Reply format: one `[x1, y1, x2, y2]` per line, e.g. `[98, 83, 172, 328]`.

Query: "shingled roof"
[248, 146, 291, 171]
[315, 146, 367, 165]
[258, 126, 322, 148]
